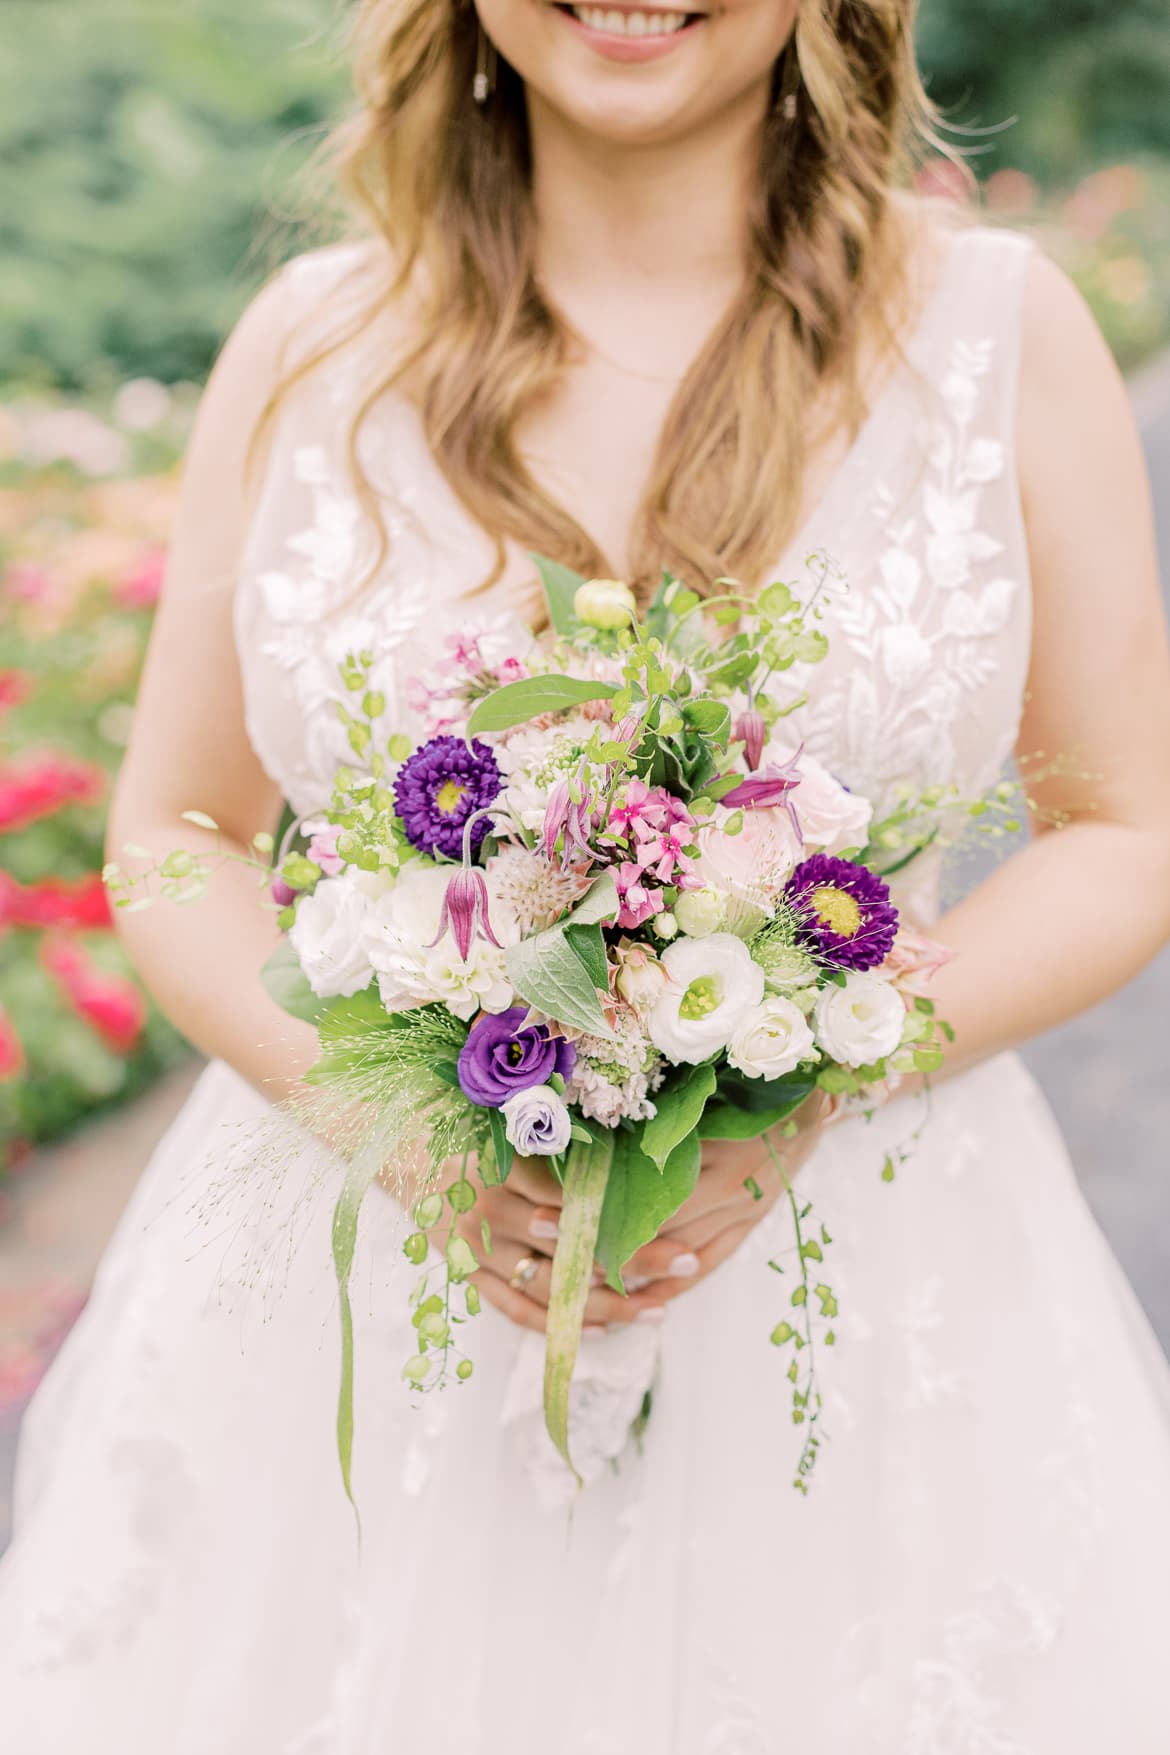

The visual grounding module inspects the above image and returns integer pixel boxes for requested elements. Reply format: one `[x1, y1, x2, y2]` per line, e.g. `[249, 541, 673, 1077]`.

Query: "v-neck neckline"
[377, 228, 965, 603]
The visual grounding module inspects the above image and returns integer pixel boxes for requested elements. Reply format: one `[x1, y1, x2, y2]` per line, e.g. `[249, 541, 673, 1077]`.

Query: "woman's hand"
[448, 1091, 831, 1334]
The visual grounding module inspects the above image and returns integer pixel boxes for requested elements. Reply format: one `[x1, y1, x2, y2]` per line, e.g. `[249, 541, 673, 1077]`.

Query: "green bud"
[417, 1313, 450, 1348]
[456, 1359, 474, 1381]
[465, 1284, 481, 1316]
[447, 1179, 477, 1215]
[446, 1234, 479, 1282]
[280, 854, 320, 892]
[414, 1193, 445, 1231]
[161, 850, 196, 880]
[403, 1232, 429, 1266]
[402, 1354, 431, 1384]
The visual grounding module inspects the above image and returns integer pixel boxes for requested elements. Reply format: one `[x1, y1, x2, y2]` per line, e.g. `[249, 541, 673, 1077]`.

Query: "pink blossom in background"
[0, 671, 31, 713]
[307, 823, 344, 877]
[4, 564, 53, 604]
[0, 871, 112, 933]
[0, 753, 107, 834]
[116, 546, 167, 610]
[881, 925, 956, 997]
[39, 936, 147, 1055]
[0, 1000, 24, 1081]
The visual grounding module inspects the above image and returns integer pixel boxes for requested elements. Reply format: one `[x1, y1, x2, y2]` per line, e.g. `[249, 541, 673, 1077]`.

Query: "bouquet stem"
[543, 1130, 615, 1481]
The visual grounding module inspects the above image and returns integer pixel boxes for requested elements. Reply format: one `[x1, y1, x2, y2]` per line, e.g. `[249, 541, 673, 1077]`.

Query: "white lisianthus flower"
[764, 741, 873, 855]
[674, 886, 726, 937]
[362, 862, 517, 1021]
[574, 578, 637, 630]
[648, 933, 765, 1065]
[502, 1085, 573, 1156]
[728, 996, 817, 1081]
[289, 872, 378, 999]
[814, 972, 905, 1069]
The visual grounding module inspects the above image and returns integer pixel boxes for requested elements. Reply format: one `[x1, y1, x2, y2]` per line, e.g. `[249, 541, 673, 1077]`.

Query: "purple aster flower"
[784, 853, 899, 972]
[394, 736, 502, 862]
[457, 1007, 577, 1109]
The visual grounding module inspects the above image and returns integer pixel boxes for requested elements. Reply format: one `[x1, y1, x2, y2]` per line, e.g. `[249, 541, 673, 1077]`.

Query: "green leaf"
[564, 919, 608, 992]
[330, 1158, 379, 1530]
[544, 1131, 615, 1480]
[487, 1106, 515, 1182]
[532, 552, 587, 636]
[697, 1103, 803, 1142]
[260, 938, 328, 1026]
[712, 1068, 818, 1115]
[505, 875, 618, 1038]
[595, 1127, 702, 1293]
[681, 698, 731, 740]
[466, 673, 618, 737]
[641, 1063, 716, 1171]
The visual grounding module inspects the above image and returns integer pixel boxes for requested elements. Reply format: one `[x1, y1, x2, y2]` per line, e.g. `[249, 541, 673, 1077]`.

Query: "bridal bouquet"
[111, 557, 958, 1499]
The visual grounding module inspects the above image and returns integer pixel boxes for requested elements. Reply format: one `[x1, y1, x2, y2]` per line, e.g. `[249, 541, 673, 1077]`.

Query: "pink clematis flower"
[542, 770, 600, 870]
[614, 861, 666, 931]
[427, 866, 503, 964]
[719, 744, 805, 840]
[733, 707, 768, 774]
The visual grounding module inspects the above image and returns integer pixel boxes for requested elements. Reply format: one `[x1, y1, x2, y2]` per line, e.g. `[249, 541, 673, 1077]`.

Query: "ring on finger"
[509, 1255, 540, 1293]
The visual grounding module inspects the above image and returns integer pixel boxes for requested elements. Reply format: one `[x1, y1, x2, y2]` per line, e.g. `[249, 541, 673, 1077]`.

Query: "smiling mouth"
[553, 5, 704, 38]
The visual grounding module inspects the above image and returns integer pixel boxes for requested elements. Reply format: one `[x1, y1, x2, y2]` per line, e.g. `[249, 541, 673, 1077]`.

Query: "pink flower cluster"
[407, 630, 530, 738]
[608, 781, 701, 929]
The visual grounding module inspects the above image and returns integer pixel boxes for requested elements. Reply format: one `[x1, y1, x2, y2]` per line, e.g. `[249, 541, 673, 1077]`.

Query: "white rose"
[813, 973, 905, 1069]
[288, 873, 377, 999]
[764, 742, 873, 856]
[674, 886, 726, 937]
[728, 996, 817, 1081]
[362, 862, 517, 1021]
[502, 1086, 574, 1157]
[648, 933, 765, 1065]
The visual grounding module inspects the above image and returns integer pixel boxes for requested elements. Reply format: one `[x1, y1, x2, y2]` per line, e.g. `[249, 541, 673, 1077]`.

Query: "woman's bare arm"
[921, 252, 1170, 1069]
[107, 274, 320, 1106]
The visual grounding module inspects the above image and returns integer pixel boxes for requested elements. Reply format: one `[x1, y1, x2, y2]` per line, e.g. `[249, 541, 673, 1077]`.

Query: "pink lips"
[555, 5, 702, 63]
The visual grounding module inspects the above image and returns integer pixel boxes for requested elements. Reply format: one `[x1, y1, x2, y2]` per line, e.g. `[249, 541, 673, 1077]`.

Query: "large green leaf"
[532, 552, 587, 636]
[699, 1101, 805, 1141]
[466, 674, 617, 737]
[714, 1068, 818, 1113]
[595, 1126, 702, 1293]
[640, 1063, 716, 1171]
[544, 1131, 615, 1480]
[505, 875, 618, 1038]
[260, 937, 328, 1026]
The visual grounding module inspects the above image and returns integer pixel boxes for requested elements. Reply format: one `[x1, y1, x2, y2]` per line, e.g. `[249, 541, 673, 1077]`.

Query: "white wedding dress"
[3, 228, 1170, 1754]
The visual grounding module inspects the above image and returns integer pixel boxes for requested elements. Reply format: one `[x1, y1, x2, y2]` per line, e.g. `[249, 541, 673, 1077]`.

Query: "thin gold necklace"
[562, 319, 691, 388]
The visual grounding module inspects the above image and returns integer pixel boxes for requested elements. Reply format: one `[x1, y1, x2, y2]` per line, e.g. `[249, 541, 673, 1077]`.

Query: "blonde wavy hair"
[267, 0, 954, 599]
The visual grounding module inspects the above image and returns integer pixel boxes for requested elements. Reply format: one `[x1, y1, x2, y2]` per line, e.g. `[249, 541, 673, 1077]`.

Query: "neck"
[528, 90, 768, 300]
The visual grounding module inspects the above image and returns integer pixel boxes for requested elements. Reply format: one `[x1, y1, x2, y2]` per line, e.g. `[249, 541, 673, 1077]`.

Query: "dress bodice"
[234, 227, 1035, 847]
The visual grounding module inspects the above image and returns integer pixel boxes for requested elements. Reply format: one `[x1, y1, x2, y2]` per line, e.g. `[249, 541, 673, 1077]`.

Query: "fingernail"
[669, 1252, 700, 1278]
[637, 1307, 665, 1325]
[583, 1325, 606, 1339]
[529, 1218, 559, 1240]
[625, 1274, 651, 1292]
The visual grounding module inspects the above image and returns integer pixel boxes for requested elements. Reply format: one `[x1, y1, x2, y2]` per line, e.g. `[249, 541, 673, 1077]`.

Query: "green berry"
[456, 1360, 474, 1381]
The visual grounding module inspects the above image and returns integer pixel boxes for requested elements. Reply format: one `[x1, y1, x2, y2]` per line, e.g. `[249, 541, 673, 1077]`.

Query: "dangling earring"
[473, 23, 498, 105]
[777, 40, 801, 121]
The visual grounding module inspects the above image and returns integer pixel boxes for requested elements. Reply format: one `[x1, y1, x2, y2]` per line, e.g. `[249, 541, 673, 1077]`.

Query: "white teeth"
[570, 7, 691, 36]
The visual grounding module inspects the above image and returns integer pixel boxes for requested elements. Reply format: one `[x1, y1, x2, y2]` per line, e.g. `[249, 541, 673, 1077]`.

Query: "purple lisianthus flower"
[785, 853, 898, 972]
[394, 736, 502, 862]
[457, 1006, 577, 1109]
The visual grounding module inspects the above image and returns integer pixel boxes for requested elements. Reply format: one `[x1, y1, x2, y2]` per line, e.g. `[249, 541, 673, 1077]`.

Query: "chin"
[485, 0, 781, 147]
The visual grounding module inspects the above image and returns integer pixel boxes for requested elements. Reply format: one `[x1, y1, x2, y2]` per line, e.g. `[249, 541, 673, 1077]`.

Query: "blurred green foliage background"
[2, 0, 1169, 391]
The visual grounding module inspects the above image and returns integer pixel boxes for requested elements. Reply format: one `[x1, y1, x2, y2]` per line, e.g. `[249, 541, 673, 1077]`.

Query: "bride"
[4, 1, 1170, 1748]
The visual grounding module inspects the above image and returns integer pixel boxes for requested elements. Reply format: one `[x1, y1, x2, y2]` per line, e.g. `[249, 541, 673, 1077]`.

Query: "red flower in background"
[0, 671, 31, 714]
[0, 1000, 25, 1081]
[0, 871, 111, 933]
[39, 936, 146, 1054]
[0, 754, 106, 834]
[116, 546, 167, 611]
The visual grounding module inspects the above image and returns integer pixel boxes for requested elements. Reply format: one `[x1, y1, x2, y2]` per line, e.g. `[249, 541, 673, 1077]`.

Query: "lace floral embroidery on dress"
[786, 329, 1024, 812]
